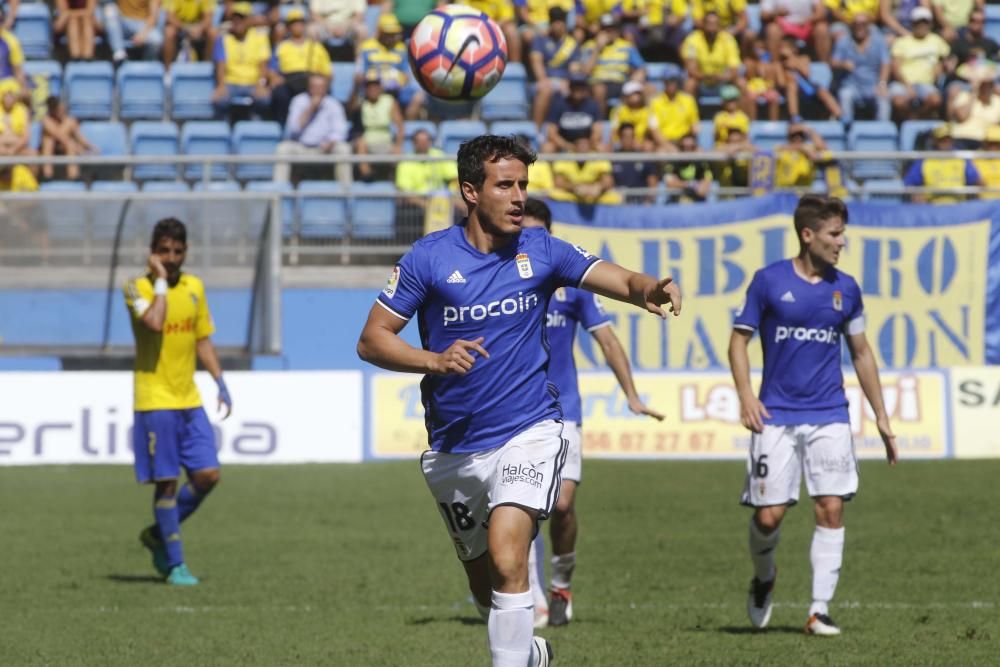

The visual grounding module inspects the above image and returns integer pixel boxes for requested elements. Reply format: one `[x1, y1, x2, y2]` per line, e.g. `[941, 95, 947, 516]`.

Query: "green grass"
[0, 460, 997, 665]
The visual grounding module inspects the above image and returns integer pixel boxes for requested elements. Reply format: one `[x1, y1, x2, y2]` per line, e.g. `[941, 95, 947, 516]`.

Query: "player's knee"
[753, 510, 782, 534]
[155, 479, 178, 498]
[553, 495, 574, 517]
[192, 468, 220, 492]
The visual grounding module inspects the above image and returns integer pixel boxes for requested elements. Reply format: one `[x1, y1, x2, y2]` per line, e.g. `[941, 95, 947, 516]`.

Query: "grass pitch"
[0, 460, 997, 666]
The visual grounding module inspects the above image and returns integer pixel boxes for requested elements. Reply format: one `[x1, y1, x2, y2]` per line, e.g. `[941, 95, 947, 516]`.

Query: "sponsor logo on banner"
[0, 372, 362, 464]
[950, 367, 1000, 459]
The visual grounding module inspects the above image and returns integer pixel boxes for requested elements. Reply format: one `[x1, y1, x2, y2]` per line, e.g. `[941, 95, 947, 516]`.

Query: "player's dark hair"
[151, 217, 187, 249]
[793, 195, 848, 243]
[524, 198, 552, 231]
[457, 134, 536, 207]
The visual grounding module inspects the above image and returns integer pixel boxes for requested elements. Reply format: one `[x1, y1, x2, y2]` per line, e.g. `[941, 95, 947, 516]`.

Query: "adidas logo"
[780, 291, 796, 303]
[447, 270, 466, 284]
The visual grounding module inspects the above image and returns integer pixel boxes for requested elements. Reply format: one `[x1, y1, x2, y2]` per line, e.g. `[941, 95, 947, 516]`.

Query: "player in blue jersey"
[357, 135, 681, 667]
[520, 198, 664, 629]
[729, 195, 897, 637]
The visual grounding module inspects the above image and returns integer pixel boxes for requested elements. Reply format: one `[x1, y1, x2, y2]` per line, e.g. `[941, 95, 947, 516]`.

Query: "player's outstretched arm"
[592, 326, 664, 421]
[580, 261, 681, 319]
[846, 332, 897, 466]
[357, 304, 489, 376]
[728, 329, 771, 433]
[196, 337, 232, 419]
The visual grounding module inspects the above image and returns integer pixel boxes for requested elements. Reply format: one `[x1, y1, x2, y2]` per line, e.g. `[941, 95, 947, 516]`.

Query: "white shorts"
[740, 423, 858, 508]
[561, 421, 582, 484]
[420, 420, 567, 562]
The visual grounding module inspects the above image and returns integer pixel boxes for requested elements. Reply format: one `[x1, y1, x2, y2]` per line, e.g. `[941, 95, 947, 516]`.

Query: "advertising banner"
[368, 371, 948, 460]
[0, 371, 363, 464]
[950, 367, 1000, 458]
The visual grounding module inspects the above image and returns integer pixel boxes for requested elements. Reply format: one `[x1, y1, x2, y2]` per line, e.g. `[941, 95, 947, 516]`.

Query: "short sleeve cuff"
[376, 298, 411, 321]
[576, 259, 603, 288]
[845, 315, 865, 336]
[585, 320, 613, 333]
[733, 323, 756, 332]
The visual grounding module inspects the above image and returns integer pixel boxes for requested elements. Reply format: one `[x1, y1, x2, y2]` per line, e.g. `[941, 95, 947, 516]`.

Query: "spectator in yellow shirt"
[579, 14, 646, 115]
[551, 136, 622, 204]
[610, 80, 657, 149]
[270, 9, 332, 125]
[211, 3, 272, 122]
[889, 6, 948, 120]
[713, 84, 750, 144]
[973, 125, 1000, 199]
[691, 0, 749, 36]
[396, 129, 459, 233]
[650, 72, 700, 149]
[774, 122, 827, 188]
[466, 0, 521, 62]
[903, 123, 981, 203]
[0, 83, 34, 168]
[0, 14, 27, 96]
[163, 0, 216, 66]
[681, 12, 745, 98]
[663, 133, 714, 202]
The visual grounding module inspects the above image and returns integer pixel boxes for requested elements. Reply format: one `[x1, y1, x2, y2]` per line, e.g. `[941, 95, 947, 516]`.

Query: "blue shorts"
[133, 408, 219, 484]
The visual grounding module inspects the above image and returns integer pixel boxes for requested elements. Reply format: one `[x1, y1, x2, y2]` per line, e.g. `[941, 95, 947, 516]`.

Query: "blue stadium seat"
[118, 61, 166, 120]
[23, 60, 62, 97]
[14, 3, 52, 60]
[646, 62, 683, 82]
[848, 120, 899, 180]
[749, 121, 788, 151]
[141, 181, 190, 192]
[247, 181, 297, 237]
[490, 121, 540, 148]
[481, 78, 530, 121]
[808, 62, 833, 91]
[233, 121, 282, 180]
[130, 121, 180, 181]
[298, 180, 348, 238]
[28, 121, 40, 150]
[351, 181, 396, 240]
[438, 120, 488, 154]
[810, 120, 846, 152]
[364, 4, 382, 37]
[331, 62, 356, 105]
[193, 181, 240, 192]
[80, 121, 128, 157]
[40, 181, 87, 241]
[90, 181, 138, 241]
[899, 119, 942, 151]
[170, 62, 215, 120]
[503, 62, 528, 82]
[862, 178, 905, 203]
[986, 5, 1000, 43]
[697, 121, 716, 150]
[65, 62, 114, 120]
[180, 121, 232, 181]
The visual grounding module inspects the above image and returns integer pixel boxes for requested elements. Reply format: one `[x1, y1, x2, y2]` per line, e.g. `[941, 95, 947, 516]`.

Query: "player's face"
[468, 157, 528, 236]
[153, 237, 186, 283]
[804, 216, 847, 267]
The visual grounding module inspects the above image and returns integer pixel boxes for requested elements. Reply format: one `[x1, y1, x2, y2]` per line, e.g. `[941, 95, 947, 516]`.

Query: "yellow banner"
[369, 371, 948, 460]
[950, 367, 1000, 459]
[553, 215, 991, 371]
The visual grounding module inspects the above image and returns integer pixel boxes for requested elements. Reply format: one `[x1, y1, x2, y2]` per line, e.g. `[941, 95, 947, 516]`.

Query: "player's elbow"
[356, 332, 374, 363]
[142, 317, 163, 333]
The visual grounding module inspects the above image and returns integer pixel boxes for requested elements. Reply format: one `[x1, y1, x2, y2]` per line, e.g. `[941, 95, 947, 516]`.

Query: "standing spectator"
[162, 0, 216, 66]
[545, 73, 604, 152]
[274, 75, 350, 184]
[832, 13, 891, 124]
[662, 133, 714, 203]
[930, 0, 983, 44]
[528, 7, 579, 127]
[713, 84, 750, 144]
[774, 122, 827, 188]
[903, 123, 980, 203]
[972, 126, 1000, 199]
[55, 0, 98, 62]
[103, 0, 165, 63]
[355, 13, 424, 119]
[681, 11, 744, 99]
[0, 8, 26, 93]
[551, 135, 622, 204]
[780, 36, 842, 120]
[579, 14, 646, 115]
[40, 96, 97, 181]
[353, 71, 403, 181]
[949, 63, 1000, 149]
[612, 123, 659, 203]
[0, 81, 33, 164]
[761, 0, 831, 62]
[879, 0, 931, 39]
[310, 0, 367, 58]
[395, 128, 458, 234]
[889, 6, 949, 120]
[270, 9, 332, 126]
[649, 72, 700, 150]
[609, 80, 658, 149]
[212, 3, 272, 122]
[691, 0, 749, 37]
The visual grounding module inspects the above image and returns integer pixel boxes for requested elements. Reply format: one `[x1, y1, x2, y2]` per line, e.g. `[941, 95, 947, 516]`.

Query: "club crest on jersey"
[832, 290, 843, 311]
[515, 253, 533, 279]
[383, 265, 400, 299]
[554, 287, 567, 301]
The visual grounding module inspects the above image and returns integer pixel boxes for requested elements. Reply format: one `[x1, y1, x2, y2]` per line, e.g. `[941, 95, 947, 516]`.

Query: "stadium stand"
[130, 121, 180, 181]
[13, 3, 52, 60]
[351, 181, 397, 240]
[181, 121, 232, 181]
[438, 120, 488, 154]
[117, 62, 166, 121]
[298, 180, 348, 238]
[170, 63, 216, 121]
[23, 59, 62, 96]
[65, 62, 114, 120]
[848, 121, 900, 181]
[232, 121, 283, 181]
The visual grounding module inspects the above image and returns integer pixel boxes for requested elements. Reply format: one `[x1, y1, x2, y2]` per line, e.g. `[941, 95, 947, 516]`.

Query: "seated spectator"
[615, 0, 689, 61]
[761, 0, 831, 62]
[466, 0, 521, 62]
[691, 0, 749, 37]
[551, 135, 622, 204]
[662, 133, 713, 203]
[903, 123, 980, 202]
[353, 71, 403, 181]
[545, 73, 603, 152]
[774, 122, 827, 188]
[612, 123, 659, 203]
[681, 12, 744, 100]
[832, 12, 891, 124]
[395, 128, 459, 235]
[271, 9, 333, 126]
[528, 7, 580, 127]
[212, 3, 272, 122]
[515, 0, 574, 48]
[649, 72, 700, 150]
[274, 74, 349, 184]
[609, 80, 657, 150]
[949, 62, 1000, 149]
[944, 8, 998, 112]
[310, 0, 367, 58]
[973, 125, 1000, 199]
[743, 37, 785, 120]
[579, 14, 646, 115]
[163, 0, 217, 66]
[930, 0, 981, 43]
[713, 84, 750, 144]
[889, 7, 949, 120]
[825, 0, 879, 40]
[0, 162, 36, 191]
[715, 126, 756, 189]
[55, 0, 97, 61]
[780, 36, 842, 120]
[879, 0, 931, 39]
[355, 13, 424, 119]
[0, 82, 34, 165]
[0, 9, 26, 94]
[103, 0, 164, 63]
[40, 96, 97, 181]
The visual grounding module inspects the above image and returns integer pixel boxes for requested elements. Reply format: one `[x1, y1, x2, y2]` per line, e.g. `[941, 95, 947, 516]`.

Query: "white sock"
[550, 552, 576, 590]
[474, 597, 491, 621]
[488, 590, 534, 667]
[809, 526, 845, 617]
[748, 518, 779, 582]
[527, 535, 548, 610]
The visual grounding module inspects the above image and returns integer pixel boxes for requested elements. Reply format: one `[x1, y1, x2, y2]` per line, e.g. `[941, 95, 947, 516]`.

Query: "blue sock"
[177, 483, 206, 523]
[154, 495, 184, 568]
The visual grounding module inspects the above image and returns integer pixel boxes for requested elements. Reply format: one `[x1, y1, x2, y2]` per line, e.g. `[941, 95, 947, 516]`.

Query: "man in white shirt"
[274, 74, 351, 185]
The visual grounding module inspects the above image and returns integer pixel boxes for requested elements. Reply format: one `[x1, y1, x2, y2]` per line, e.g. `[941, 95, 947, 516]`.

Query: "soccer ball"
[408, 4, 508, 101]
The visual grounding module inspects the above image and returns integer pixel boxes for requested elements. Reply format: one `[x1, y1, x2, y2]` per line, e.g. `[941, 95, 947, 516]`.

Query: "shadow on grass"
[713, 625, 804, 635]
[105, 574, 164, 584]
[408, 615, 485, 627]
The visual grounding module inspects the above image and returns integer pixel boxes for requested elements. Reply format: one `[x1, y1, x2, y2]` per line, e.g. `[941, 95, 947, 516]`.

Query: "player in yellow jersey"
[124, 218, 232, 586]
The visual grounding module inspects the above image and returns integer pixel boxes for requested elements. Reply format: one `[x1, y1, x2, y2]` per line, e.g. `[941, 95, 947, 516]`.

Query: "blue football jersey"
[377, 225, 601, 454]
[733, 259, 865, 425]
[546, 287, 612, 424]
